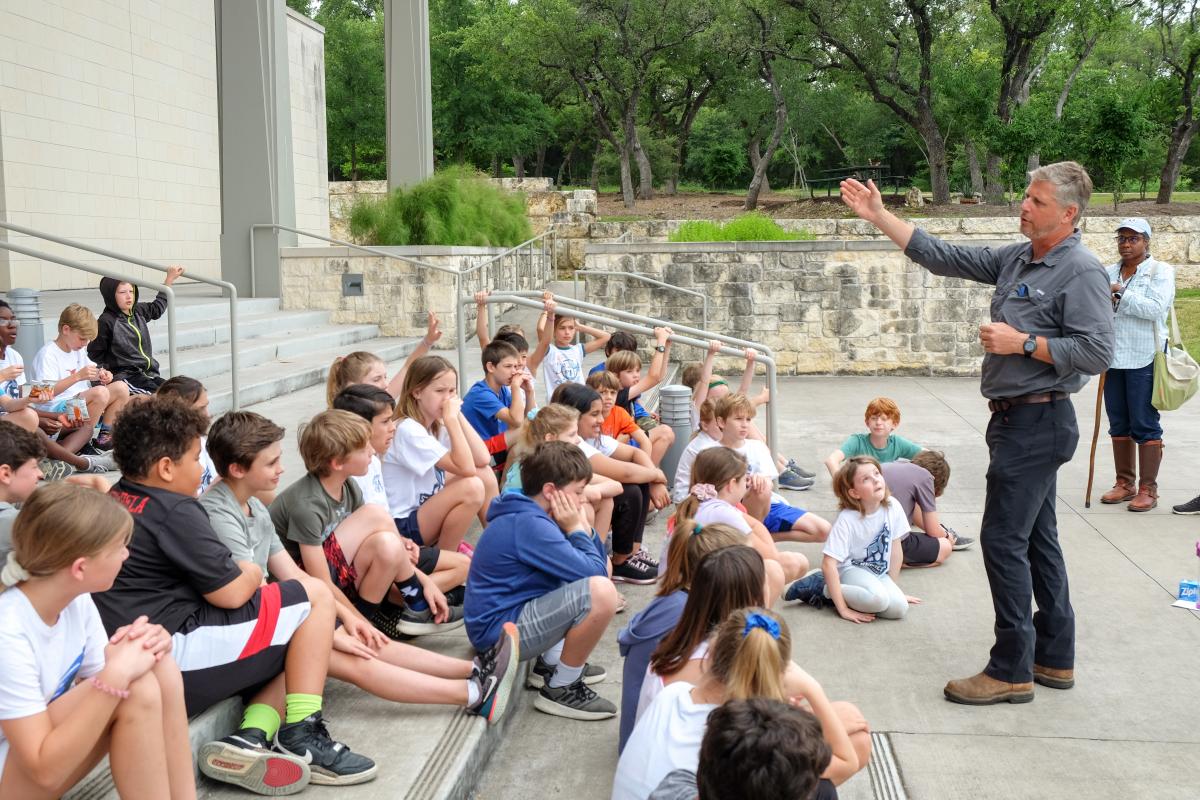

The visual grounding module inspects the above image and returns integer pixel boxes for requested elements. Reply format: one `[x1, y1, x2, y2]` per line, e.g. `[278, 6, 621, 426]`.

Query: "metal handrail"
[0, 240, 178, 376]
[572, 269, 708, 329]
[0, 220, 242, 409]
[465, 292, 779, 451]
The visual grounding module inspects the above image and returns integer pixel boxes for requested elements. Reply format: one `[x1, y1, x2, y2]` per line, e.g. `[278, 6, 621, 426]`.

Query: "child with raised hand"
[156, 376, 218, 497]
[787, 455, 922, 623]
[466, 441, 619, 721]
[87, 267, 184, 394]
[95, 396, 375, 792]
[385, 355, 497, 554]
[529, 295, 611, 397]
[615, 607, 861, 800]
[552, 382, 669, 585]
[271, 409, 463, 640]
[203, 411, 518, 726]
[0, 483, 195, 800]
[617, 522, 744, 752]
[463, 339, 532, 481]
[824, 396, 924, 477]
[669, 446, 800, 597]
[333, 385, 470, 599]
[716, 394, 831, 545]
[324, 311, 443, 407]
[604, 327, 677, 465]
[30, 303, 127, 454]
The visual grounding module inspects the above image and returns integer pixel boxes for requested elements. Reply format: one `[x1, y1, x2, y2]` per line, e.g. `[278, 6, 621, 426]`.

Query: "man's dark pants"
[982, 399, 1079, 683]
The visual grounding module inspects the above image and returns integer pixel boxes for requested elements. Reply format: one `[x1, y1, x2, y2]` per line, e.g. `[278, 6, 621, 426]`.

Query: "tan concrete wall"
[287, 9, 329, 239]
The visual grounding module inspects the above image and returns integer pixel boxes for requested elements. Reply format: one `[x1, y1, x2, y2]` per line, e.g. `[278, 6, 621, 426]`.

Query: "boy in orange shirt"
[586, 371, 652, 454]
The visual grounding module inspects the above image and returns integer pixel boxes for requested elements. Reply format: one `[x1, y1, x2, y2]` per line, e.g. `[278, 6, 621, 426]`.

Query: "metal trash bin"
[8, 288, 45, 361]
[658, 384, 693, 490]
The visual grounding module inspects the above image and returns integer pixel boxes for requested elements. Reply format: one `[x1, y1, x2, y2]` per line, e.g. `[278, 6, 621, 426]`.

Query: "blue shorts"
[764, 500, 805, 533]
[394, 511, 425, 546]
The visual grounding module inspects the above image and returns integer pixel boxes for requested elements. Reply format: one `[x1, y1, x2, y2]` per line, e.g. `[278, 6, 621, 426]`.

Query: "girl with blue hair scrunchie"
[613, 606, 868, 800]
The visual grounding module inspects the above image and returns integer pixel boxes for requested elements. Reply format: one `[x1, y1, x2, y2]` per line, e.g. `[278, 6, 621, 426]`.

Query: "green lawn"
[1177, 289, 1200, 356]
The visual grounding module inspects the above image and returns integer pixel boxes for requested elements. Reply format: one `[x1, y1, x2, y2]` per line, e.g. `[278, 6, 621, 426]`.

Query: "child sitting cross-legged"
[786, 455, 923, 623]
[715, 395, 831, 547]
[587, 370, 647, 449]
[465, 440, 619, 721]
[324, 311, 443, 407]
[156, 376, 219, 497]
[270, 409, 465, 640]
[0, 483, 196, 800]
[602, 327, 677, 466]
[385, 356, 498, 555]
[462, 339, 532, 483]
[92, 395, 375, 793]
[202, 411, 517, 726]
[824, 396, 924, 477]
[880, 450, 974, 568]
[332, 385, 470, 602]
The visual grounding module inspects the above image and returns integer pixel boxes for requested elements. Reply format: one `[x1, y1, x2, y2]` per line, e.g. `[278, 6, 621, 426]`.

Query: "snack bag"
[65, 396, 89, 423]
[28, 380, 54, 403]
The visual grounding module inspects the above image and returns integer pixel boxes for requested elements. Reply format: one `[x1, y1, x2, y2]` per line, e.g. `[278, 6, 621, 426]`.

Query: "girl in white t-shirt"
[819, 455, 922, 623]
[528, 295, 610, 398]
[384, 356, 497, 554]
[0, 483, 195, 799]
[669, 446, 803, 599]
[615, 606, 862, 800]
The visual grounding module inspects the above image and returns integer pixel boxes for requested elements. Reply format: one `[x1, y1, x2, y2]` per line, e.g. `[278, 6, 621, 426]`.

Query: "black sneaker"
[534, 678, 617, 720]
[372, 603, 464, 638]
[274, 713, 377, 786]
[632, 548, 659, 571]
[1173, 495, 1200, 515]
[470, 622, 520, 724]
[612, 556, 658, 584]
[783, 569, 827, 608]
[525, 656, 606, 689]
[198, 727, 310, 796]
[444, 585, 465, 606]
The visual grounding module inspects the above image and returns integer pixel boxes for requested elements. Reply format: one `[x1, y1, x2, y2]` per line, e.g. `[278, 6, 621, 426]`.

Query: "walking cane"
[1084, 370, 1107, 508]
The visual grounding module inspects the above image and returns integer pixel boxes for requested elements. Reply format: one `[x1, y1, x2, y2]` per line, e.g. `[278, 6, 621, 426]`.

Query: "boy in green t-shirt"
[824, 396, 924, 476]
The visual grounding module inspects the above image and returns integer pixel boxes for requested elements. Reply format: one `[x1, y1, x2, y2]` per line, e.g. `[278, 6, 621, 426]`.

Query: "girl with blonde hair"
[324, 311, 443, 406]
[0, 484, 197, 799]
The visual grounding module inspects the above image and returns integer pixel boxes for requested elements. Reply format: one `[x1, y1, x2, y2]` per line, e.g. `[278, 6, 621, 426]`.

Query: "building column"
[215, 0, 297, 298]
[385, 0, 434, 190]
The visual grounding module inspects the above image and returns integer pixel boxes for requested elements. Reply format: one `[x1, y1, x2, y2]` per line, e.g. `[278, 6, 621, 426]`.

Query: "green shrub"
[668, 213, 814, 242]
[347, 165, 532, 246]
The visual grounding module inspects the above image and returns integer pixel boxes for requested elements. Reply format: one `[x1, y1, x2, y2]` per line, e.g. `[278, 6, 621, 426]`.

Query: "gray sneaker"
[525, 656, 606, 689]
[198, 727, 310, 795]
[785, 458, 816, 479]
[778, 469, 815, 491]
[81, 453, 116, 474]
[372, 604, 464, 638]
[533, 678, 617, 720]
[941, 524, 975, 551]
[38, 458, 75, 482]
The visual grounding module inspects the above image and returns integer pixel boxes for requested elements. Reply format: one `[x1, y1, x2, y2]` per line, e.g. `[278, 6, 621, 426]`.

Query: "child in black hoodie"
[87, 266, 183, 393]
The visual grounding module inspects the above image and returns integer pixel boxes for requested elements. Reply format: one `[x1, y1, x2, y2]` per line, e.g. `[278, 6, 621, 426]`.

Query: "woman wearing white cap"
[1100, 218, 1174, 511]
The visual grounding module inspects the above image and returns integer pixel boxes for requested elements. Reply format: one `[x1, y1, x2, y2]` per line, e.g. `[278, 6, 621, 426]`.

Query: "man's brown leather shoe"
[1032, 664, 1074, 689]
[944, 672, 1034, 705]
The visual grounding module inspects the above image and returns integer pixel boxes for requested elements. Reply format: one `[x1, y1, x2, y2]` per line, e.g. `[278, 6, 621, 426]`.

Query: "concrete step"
[169, 322, 383, 382]
[149, 309, 334, 354]
[33, 295, 281, 345]
[203, 335, 423, 416]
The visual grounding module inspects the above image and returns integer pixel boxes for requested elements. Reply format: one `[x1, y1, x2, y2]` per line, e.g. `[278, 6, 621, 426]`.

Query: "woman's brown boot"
[1129, 440, 1162, 512]
[1100, 437, 1137, 504]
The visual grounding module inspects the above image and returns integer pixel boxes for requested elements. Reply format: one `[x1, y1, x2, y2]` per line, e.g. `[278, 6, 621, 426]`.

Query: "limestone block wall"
[584, 241, 1005, 376]
[588, 216, 1200, 288]
[287, 9, 329, 239]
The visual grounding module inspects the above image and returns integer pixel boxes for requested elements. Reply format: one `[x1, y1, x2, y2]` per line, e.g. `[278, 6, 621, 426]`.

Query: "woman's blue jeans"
[1104, 362, 1162, 443]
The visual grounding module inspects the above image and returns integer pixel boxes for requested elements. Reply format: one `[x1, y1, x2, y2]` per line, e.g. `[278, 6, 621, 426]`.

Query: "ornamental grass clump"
[669, 213, 814, 242]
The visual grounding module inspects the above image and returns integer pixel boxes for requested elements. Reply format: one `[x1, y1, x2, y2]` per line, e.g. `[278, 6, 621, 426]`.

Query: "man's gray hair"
[1028, 161, 1092, 225]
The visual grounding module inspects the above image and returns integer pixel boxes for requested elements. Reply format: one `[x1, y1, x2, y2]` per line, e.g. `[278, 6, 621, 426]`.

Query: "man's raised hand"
[839, 178, 883, 221]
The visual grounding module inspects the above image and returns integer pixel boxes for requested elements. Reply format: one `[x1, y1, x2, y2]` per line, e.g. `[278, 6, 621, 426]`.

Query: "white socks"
[549, 661, 583, 689]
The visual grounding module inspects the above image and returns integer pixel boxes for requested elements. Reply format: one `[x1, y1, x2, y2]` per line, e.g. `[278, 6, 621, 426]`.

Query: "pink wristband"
[89, 676, 130, 700]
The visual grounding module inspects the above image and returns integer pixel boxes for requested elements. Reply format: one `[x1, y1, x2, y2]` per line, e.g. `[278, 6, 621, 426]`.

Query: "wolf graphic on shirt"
[850, 524, 891, 576]
[417, 466, 447, 507]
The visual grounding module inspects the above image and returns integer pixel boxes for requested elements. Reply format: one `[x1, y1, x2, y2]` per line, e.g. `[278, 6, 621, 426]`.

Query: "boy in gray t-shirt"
[880, 451, 973, 567]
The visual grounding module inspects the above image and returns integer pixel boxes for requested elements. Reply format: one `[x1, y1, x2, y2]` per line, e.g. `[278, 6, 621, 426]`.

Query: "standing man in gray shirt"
[840, 161, 1114, 706]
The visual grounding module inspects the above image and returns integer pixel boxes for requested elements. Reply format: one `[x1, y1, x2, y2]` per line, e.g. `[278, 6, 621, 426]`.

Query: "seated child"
[463, 339, 531, 481]
[473, 291, 537, 405]
[203, 410, 516, 724]
[529, 295, 611, 397]
[881, 450, 973, 567]
[31, 303, 129, 453]
[502, 403, 621, 540]
[271, 409, 464, 639]
[87, 267, 183, 394]
[0, 483, 195, 800]
[715, 395, 831, 544]
[617, 523, 744, 752]
[465, 441, 619, 721]
[324, 310, 442, 406]
[648, 698, 834, 800]
[588, 370, 647, 448]
[786, 455, 922, 623]
[93, 395, 375, 791]
[333, 384, 470, 599]
[594, 330, 666, 431]
[670, 447, 800, 597]
[603, 333, 677, 465]
[156, 376, 218, 497]
[671, 399, 721, 503]
[615, 607, 861, 800]
[825, 396, 924, 476]
[385, 355, 497, 553]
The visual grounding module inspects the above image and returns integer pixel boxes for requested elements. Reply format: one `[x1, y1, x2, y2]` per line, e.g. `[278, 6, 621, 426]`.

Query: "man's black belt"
[987, 391, 1069, 414]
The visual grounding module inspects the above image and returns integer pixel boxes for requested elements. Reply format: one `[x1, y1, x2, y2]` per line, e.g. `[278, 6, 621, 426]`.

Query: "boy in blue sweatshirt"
[465, 440, 619, 721]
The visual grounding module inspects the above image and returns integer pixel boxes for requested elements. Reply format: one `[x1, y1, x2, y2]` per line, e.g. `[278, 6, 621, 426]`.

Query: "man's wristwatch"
[1023, 334, 1037, 359]
[655, 344, 666, 353]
